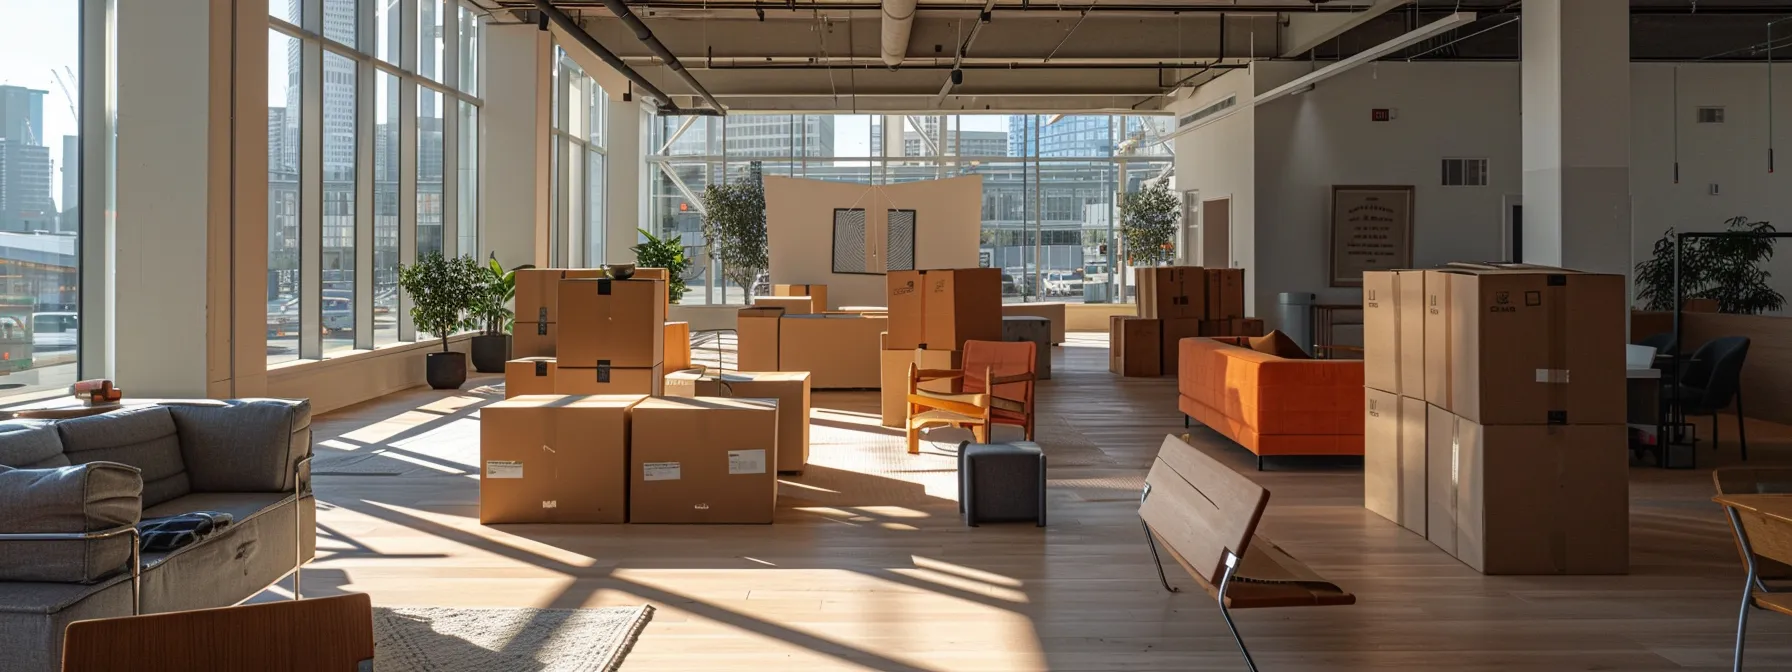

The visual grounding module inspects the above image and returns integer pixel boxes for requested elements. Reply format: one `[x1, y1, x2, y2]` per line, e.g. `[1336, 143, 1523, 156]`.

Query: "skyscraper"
[1009, 114, 1114, 158]
[0, 86, 53, 232]
[0, 86, 46, 148]
[60, 136, 77, 234]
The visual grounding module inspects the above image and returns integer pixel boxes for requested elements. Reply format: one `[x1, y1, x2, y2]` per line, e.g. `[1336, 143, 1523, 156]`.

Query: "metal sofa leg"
[1037, 453, 1048, 528]
[1728, 507, 1760, 672]
[1184, 415, 1190, 429]
[1217, 552, 1259, 672]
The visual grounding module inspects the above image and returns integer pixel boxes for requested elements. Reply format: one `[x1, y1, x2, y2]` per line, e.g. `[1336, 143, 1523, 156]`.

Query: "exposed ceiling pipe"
[533, 0, 719, 115]
[590, 0, 727, 114]
[882, 0, 918, 68]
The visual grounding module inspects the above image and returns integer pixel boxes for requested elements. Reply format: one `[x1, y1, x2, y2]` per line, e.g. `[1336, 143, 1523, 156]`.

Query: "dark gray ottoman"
[1002, 316, 1052, 380]
[957, 441, 1047, 527]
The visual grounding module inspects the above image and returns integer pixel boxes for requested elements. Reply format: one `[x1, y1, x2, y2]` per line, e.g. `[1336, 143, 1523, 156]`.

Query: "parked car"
[751, 272, 771, 299]
[1043, 271, 1084, 297]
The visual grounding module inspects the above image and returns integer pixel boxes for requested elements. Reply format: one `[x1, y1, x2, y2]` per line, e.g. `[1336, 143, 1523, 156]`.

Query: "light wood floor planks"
[294, 333, 1792, 671]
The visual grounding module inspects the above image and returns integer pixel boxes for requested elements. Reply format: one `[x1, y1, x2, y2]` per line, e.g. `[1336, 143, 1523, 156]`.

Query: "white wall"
[764, 175, 984, 308]
[483, 25, 551, 269]
[1251, 61, 1523, 325]
[1171, 67, 1260, 314]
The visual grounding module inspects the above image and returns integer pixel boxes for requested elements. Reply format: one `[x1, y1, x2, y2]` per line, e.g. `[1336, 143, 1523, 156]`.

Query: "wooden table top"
[1714, 494, 1792, 522]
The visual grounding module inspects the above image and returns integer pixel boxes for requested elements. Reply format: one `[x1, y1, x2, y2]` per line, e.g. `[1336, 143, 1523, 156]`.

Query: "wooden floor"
[295, 334, 1792, 671]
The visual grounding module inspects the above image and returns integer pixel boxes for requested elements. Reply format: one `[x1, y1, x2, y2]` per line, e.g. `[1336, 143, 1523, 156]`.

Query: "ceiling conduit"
[882, 0, 917, 68]
[533, 0, 724, 116]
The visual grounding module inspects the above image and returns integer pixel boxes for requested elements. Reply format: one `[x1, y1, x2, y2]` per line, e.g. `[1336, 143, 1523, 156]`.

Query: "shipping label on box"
[486, 460, 524, 479]
[728, 449, 768, 475]
[643, 462, 682, 481]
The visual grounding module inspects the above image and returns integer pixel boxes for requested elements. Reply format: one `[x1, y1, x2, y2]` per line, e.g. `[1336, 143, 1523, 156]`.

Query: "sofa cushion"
[0, 462, 143, 583]
[166, 399, 311, 493]
[0, 577, 134, 672]
[138, 492, 312, 615]
[56, 407, 191, 507]
[0, 420, 71, 469]
[1249, 331, 1310, 360]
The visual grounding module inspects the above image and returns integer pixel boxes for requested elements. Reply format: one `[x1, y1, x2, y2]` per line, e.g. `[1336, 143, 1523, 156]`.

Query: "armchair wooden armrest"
[907, 392, 990, 418]
[989, 372, 1036, 386]
[913, 368, 964, 382]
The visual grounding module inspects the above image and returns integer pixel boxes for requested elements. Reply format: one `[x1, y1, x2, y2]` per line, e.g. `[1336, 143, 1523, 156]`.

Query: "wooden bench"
[1713, 489, 1792, 672]
[1138, 434, 1355, 671]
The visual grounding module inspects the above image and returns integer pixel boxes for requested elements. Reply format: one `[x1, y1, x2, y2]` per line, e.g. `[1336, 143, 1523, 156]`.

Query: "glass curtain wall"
[0, 1, 82, 398]
[270, 0, 481, 364]
[550, 48, 606, 267]
[646, 113, 1174, 305]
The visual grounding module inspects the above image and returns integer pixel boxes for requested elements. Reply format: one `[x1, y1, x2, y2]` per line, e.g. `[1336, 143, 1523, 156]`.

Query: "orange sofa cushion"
[1177, 337, 1364, 457]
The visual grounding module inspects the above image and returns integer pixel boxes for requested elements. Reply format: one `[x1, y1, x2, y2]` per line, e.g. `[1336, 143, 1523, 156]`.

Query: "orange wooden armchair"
[906, 340, 1038, 454]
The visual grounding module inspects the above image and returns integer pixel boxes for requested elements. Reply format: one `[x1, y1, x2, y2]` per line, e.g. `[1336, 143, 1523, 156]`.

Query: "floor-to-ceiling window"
[551, 48, 605, 267]
[270, 0, 481, 364]
[646, 112, 1174, 305]
[0, 0, 82, 398]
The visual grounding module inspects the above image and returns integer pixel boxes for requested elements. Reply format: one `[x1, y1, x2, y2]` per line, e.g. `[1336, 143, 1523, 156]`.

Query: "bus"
[0, 296, 33, 374]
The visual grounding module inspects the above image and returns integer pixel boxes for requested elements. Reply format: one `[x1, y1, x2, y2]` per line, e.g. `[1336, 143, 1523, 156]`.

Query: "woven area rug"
[372, 605, 653, 672]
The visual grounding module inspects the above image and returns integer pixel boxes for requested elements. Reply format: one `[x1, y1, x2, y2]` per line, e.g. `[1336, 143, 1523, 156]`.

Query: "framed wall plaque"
[1329, 185, 1414, 287]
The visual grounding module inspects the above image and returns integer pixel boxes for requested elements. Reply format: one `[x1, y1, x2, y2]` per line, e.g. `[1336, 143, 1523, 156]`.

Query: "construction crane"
[51, 67, 77, 126]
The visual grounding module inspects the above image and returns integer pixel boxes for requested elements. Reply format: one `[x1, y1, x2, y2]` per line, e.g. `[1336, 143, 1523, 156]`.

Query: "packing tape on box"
[1546, 274, 1568, 424]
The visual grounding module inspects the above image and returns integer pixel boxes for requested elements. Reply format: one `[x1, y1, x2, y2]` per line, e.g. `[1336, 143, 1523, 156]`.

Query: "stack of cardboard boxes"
[1363, 266, 1629, 575]
[877, 268, 1003, 427]
[481, 394, 779, 525]
[1111, 266, 1259, 377]
[504, 268, 692, 397]
[736, 284, 887, 389]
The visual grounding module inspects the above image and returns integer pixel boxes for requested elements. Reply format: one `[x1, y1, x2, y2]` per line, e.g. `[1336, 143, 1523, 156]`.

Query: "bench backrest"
[1139, 434, 1269, 586]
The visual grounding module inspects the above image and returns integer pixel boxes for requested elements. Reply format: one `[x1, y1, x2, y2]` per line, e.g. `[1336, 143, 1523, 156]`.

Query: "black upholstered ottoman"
[957, 441, 1047, 527]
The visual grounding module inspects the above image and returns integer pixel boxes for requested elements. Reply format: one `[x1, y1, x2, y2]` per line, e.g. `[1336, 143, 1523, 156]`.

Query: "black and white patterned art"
[886, 209, 916, 271]
[832, 208, 868, 273]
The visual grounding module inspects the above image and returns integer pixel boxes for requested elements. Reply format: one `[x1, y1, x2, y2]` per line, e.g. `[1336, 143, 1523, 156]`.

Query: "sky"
[0, 0, 80, 210]
[833, 113, 1015, 157]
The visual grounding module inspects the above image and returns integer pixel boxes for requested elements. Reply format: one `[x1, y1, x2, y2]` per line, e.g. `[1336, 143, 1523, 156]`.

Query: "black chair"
[1638, 331, 1678, 369]
[1667, 336, 1751, 461]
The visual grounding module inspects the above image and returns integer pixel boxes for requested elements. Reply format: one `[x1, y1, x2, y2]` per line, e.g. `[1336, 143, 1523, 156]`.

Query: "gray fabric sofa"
[0, 399, 315, 672]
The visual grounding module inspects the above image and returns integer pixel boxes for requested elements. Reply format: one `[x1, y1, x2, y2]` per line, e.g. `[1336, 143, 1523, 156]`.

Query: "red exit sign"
[1371, 109, 1392, 122]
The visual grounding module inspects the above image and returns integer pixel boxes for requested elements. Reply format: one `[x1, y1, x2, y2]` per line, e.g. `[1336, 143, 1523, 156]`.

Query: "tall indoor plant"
[1120, 181, 1178, 267]
[398, 252, 483, 389]
[469, 254, 533, 373]
[701, 161, 768, 300]
[633, 227, 693, 303]
[1634, 216, 1785, 314]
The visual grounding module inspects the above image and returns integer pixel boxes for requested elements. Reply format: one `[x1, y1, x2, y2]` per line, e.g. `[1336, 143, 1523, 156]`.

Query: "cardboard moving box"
[779, 313, 887, 389]
[558, 277, 666, 369]
[1137, 267, 1207, 320]
[1001, 302, 1067, 344]
[1363, 388, 1426, 533]
[555, 363, 665, 396]
[754, 296, 816, 315]
[878, 341, 964, 427]
[665, 321, 692, 372]
[634, 267, 672, 307]
[1425, 404, 1627, 575]
[1160, 318, 1203, 375]
[513, 321, 558, 359]
[515, 269, 606, 326]
[1363, 270, 1421, 397]
[670, 371, 812, 473]
[1111, 316, 1161, 377]
[886, 269, 1003, 351]
[630, 396, 779, 524]
[504, 357, 558, 398]
[737, 307, 784, 372]
[480, 394, 644, 524]
[1197, 318, 1265, 338]
[773, 284, 829, 312]
[1422, 268, 1625, 425]
[1205, 268, 1245, 320]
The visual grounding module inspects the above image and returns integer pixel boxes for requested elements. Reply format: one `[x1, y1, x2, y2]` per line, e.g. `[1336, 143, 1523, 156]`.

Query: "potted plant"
[701, 161, 768, 301]
[1120, 181, 1178, 267]
[633, 227, 693, 303]
[1634, 216, 1786, 314]
[468, 254, 534, 373]
[398, 252, 483, 389]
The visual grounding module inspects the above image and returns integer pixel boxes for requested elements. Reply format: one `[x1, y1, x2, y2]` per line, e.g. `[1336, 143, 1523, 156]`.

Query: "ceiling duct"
[881, 0, 917, 68]
[533, 0, 724, 116]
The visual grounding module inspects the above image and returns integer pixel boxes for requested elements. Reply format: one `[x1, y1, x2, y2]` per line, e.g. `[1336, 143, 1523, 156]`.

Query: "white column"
[112, 0, 230, 397]
[1521, 0, 1631, 274]
[606, 98, 643, 263]
[482, 24, 552, 269]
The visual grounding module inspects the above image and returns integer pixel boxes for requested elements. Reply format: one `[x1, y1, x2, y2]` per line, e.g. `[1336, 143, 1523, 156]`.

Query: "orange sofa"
[1177, 337, 1364, 469]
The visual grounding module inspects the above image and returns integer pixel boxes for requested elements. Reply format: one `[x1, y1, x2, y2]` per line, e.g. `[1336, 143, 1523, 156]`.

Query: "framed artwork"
[1329, 185, 1414, 287]
[831, 208, 872, 274]
[885, 209, 917, 272]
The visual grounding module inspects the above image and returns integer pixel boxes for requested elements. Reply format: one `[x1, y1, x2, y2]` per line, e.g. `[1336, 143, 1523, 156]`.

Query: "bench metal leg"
[1141, 519, 1180, 594]
[1728, 507, 1759, 672]
[1217, 551, 1259, 672]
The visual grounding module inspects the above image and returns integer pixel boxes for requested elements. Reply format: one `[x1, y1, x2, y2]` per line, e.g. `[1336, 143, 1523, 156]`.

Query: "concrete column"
[111, 0, 241, 397]
[605, 98, 644, 264]
[1521, 0, 1632, 274]
[482, 24, 552, 269]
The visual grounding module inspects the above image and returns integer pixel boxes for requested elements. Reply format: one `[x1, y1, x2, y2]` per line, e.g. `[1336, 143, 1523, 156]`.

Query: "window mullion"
[299, 29, 325, 359]
[442, 83, 459, 261]
[398, 81, 419, 342]
[443, 0, 459, 98]
[354, 56, 376, 350]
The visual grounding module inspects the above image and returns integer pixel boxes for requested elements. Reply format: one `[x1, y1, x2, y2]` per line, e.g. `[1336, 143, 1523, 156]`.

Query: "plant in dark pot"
[1634, 216, 1786, 314]
[469, 254, 534, 373]
[398, 252, 483, 389]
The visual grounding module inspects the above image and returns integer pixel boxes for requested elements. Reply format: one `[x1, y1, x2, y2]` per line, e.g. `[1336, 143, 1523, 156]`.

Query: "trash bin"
[1278, 292, 1316, 357]
[1083, 281, 1111, 304]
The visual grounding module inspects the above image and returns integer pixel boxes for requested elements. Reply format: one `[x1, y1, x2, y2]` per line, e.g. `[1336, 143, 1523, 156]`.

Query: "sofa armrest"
[165, 399, 313, 494]
[0, 462, 143, 584]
